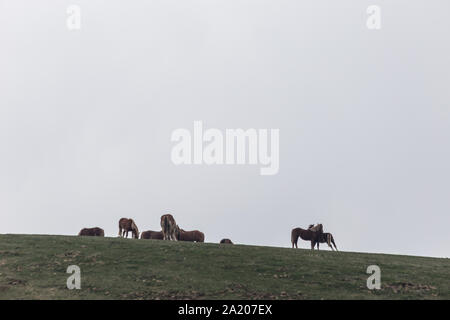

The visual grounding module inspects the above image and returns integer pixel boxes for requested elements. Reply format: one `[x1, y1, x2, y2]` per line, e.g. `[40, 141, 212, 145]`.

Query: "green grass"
[0, 234, 448, 300]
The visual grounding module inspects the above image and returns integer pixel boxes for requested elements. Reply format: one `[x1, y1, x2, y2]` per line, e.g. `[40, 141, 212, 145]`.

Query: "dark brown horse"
[78, 227, 104, 237]
[308, 225, 338, 251]
[291, 224, 323, 250]
[118, 218, 139, 239]
[177, 229, 205, 242]
[316, 233, 338, 251]
[220, 239, 233, 244]
[160, 214, 178, 241]
[140, 230, 163, 240]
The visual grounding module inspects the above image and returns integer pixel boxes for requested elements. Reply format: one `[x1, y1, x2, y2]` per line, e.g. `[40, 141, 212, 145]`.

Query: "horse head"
[131, 220, 139, 239]
[315, 223, 323, 233]
[309, 223, 323, 233]
[175, 225, 182, 240]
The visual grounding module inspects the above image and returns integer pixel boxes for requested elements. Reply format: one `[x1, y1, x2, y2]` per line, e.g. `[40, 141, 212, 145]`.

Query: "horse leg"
[311, 241, 315, 250]
[332, 239, 338, 251]
[292, 235, 298, 248]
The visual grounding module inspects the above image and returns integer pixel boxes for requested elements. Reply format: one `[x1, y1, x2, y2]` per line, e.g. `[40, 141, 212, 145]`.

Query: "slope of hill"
[0, 234, 448, 299]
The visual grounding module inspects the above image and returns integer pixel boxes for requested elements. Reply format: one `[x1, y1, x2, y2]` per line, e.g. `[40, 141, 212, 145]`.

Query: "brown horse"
[140, 230, 164, 240]
[291, 224, 323, 250]
[307, 225, 338, 251]
[220, 238, 233, 244]
[78, 227, 104, 237]
[118, 218, 139, 239]
[160, 214, 178, 241]
[177, 229, 204, 242]
[317, 233, 338, 251]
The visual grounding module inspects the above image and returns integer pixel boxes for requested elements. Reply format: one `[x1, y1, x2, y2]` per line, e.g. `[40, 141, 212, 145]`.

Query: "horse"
[160, 214, 178, 241]
[118, 218, 139, 239]
[308, 224, 338, 251]
[140, 230, 164, 240]
[177, 229, 205, 242]
[220, 239, 233, 244]
[78, 227, 104, 237]
[291, 223, 323, 250]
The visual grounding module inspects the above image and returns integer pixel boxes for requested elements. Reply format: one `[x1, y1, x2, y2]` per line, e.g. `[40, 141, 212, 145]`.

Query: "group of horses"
[291, 224, 338, 251]
[79, 214, 232, 244]
[79, 215, 338, 250]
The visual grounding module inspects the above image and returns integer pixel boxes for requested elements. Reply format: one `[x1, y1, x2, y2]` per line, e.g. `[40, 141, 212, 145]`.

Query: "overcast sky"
[1, 1, 449, 258]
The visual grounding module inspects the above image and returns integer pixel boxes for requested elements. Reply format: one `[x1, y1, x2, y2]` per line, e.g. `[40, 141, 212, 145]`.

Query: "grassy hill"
[0, 234, 448, 300]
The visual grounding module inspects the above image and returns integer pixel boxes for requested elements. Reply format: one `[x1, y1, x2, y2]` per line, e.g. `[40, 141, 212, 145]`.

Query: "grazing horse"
[140, 230, 164, 240]
[118, 218, 139, 239]
[308, 225, 338, 251]
[78, 227, 104, 237]
[177, 229, 205, 242]
[160, 214, 178, 241]
[291, 224, 323, 250]
[220, 239, 233, 244]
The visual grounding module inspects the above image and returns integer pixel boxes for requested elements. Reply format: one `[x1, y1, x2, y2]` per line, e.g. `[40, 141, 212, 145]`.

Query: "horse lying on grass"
[177, 229, 205, 242]
[140, 230, 163, 240]
[78, 227, 104, 237]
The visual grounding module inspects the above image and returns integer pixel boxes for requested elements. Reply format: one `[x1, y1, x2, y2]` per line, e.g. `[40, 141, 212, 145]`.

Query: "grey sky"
[1, 1, 449, 258]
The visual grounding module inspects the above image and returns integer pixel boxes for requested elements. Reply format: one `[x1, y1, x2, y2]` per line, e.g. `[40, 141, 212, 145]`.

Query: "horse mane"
[131, 219, 139, 234]
[309, 223, 323, 233]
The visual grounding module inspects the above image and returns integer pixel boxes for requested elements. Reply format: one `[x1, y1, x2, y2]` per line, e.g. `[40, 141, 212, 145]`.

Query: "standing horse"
[177, 229, 205, 242]
[140, 230, 164, 240]
[160, 214, 178, 241]
[78, 227, 104, 237]
[291, 224, 323, 250]
[118, 218, 139, 239]
[308, 225, 338, 251]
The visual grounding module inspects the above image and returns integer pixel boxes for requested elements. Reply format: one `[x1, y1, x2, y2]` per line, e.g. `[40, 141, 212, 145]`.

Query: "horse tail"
[291, 229, 297, 248]
[330, 234, 338, 251]
[163, 216, 168, 240]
